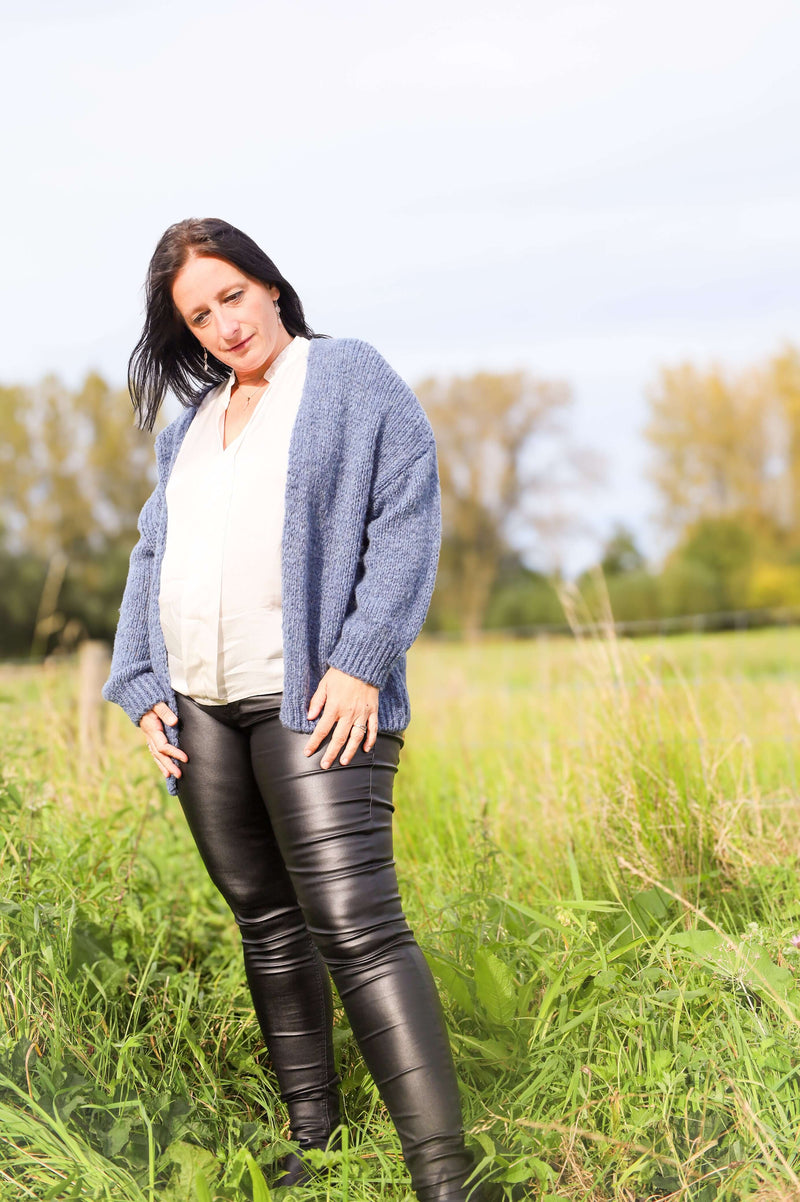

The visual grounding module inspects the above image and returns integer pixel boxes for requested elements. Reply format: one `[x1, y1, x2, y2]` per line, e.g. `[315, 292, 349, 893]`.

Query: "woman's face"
[171, 253, 291, 383]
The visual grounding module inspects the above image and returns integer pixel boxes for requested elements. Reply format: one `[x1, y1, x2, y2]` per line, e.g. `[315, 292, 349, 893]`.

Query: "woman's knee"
[235, 903, 317, 972]
[304, 887, 416, 969]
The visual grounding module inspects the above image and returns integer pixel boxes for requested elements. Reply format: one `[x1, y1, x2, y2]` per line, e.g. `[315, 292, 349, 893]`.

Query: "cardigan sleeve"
[326, 433, 442, 689]
[101, 426, 174, 725]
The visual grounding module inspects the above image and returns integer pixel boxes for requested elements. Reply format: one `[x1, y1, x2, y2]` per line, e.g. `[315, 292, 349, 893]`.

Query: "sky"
[3, 0, 799, 573]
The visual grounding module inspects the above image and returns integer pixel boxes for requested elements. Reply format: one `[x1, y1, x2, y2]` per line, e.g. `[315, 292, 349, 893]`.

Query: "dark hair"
[128, 217, 325, 431]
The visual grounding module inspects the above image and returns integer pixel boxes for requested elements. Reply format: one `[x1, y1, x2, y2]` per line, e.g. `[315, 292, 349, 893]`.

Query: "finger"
[142, 716, 188, 761]
[143, 722, 188, 767]
[339, 722, 368, 766]
[153, 701, 178, 726]
[139, 711, 161, 735]
[304, 709, 336, 757]
[321, 717, 353, 770]
[145, 740, 171, 777]
[140, 709, 175, 744]
[147, 742, 186, 777]
[307, 681, 327, 721]
[148, 729, 188, 764]
[364, 711, 379, 754]
[158, 744, 189, 765]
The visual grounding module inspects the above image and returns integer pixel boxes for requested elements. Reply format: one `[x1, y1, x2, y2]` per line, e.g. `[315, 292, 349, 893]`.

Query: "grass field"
[3, 628, 800, 1200]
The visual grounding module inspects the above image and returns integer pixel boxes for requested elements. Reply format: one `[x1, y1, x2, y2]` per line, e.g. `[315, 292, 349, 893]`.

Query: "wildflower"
[791, 934, 800, 949]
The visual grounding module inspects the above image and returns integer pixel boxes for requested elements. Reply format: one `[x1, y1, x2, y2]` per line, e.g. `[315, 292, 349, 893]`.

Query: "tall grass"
[2, 628, 800, 1199]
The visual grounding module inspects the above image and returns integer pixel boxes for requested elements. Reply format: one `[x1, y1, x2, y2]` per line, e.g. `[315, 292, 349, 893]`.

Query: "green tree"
[600, 525, 647, 577]
[0, 373, 155, 557]
[484, 556, 563, 630]
[664, 516, 755, 613]
[0, 373, 157, 655]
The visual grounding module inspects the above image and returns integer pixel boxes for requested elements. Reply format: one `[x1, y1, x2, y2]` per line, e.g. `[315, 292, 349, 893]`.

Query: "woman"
[103, 218, 483, 1200]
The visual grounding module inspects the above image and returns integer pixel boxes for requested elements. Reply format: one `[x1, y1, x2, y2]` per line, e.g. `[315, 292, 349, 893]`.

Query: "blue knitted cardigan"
[102, 337, 441, 794]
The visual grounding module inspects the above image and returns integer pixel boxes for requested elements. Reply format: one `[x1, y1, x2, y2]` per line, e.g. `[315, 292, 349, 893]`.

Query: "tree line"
[1, 343, 799, 658]
[582, 343, 800, 627]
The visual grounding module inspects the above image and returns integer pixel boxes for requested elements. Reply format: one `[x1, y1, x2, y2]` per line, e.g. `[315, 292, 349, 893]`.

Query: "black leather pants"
[174, 692, 477, 1201]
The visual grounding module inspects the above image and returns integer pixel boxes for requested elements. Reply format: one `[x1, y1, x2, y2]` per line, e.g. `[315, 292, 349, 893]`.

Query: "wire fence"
[424, 604, 800, 640]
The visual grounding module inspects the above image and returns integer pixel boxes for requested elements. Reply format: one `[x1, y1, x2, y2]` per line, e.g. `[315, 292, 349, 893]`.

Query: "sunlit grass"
[2, 628, 800, 1199]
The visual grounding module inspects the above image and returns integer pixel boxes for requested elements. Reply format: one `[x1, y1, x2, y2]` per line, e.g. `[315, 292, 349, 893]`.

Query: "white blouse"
[158, 335, 310, 704]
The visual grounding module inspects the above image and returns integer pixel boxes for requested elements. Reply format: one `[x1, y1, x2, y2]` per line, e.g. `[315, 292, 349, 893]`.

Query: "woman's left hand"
[305, 666, 379, 768]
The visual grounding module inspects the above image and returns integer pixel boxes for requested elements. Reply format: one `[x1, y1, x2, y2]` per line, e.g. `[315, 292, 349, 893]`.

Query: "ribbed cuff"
[102, 671, 168, 727]
[326, 624, 401, 690]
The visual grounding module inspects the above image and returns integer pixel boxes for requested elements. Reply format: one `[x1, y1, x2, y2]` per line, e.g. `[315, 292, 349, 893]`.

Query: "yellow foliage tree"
[645, 343, 800, 550]
[416, 369, 577, 634]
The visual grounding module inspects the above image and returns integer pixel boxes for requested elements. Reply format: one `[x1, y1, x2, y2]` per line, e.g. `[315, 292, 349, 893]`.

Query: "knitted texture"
[102, 338, 442, 795]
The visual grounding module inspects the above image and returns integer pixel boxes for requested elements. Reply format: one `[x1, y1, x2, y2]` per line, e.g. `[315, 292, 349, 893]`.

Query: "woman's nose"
[218, 313, 241, 342]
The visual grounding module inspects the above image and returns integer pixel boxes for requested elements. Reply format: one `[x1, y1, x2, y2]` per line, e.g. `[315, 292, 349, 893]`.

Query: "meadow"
[2, 627, 800, 1200]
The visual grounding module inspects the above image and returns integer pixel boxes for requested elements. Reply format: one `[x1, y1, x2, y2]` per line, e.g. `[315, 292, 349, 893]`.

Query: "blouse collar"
[220, 335, 306, 405]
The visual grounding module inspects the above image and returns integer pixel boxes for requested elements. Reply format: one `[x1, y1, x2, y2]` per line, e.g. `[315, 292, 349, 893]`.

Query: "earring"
[274, 300, 282, 323]
[203, 347, 208, 372]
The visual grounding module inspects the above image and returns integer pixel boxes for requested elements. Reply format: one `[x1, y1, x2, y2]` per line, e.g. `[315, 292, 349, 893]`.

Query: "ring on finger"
[352, 722, 367, 732]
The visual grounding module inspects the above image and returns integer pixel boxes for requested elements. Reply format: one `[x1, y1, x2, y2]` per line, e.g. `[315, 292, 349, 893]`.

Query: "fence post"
[78, 640, 111, 756]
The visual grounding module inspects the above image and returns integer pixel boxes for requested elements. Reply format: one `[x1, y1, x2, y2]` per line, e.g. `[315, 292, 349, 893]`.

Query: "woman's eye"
[193, 312, 209, 327]
[225, 291, 243, 304]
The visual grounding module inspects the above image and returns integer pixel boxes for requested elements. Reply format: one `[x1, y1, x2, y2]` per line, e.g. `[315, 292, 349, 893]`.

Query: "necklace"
[223, 380, 266, 449]
[235, 381, 267, 407]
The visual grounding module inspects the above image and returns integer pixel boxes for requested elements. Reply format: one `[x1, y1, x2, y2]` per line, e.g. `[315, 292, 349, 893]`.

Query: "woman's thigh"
[248, 723, 407, 958]
[175, 694, 297, 918]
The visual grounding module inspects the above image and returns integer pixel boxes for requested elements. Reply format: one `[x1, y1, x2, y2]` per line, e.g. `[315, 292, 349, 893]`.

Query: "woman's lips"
[228, 334, 253, 353]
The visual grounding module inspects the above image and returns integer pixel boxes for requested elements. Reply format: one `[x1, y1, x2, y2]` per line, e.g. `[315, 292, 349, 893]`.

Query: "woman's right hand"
[139, 702, 189, 780]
